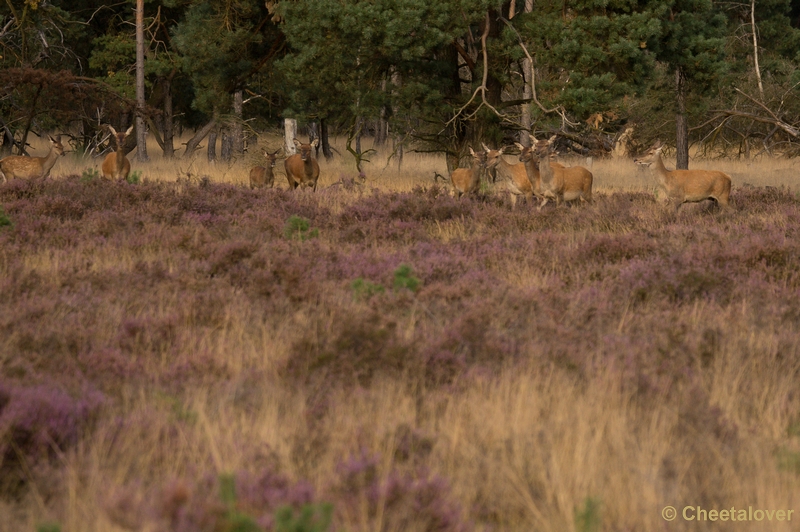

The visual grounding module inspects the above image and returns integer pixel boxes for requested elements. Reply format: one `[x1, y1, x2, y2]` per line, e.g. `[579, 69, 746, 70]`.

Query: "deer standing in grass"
[633, 140, 731, 211]
[447, 147, 485, 198]
[482, 143, 533, 208]
[515, 141, 566, 199]
[102, 125, 134, 181]
[285, 138, 320, 191]
[250, 149, 280, 189]
[0, 135, 65, 182]
[534, 135, 593, 209]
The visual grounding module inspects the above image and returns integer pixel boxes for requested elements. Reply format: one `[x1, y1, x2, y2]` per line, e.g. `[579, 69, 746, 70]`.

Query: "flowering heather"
[1, 176, 800, 530]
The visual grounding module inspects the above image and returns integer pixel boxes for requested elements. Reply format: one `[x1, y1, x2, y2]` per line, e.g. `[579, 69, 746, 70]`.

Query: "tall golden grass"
[1, 132, 800, 532]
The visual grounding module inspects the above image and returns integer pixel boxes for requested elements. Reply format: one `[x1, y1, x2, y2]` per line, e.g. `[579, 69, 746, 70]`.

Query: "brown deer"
[101, 125, 134, 181]
[534, 135, 593, 209]
[515, 141, 565, 198]
[448, 147, 485, 198]
[633, 140, 732, 211]
[284, 138, 320, 191]
[0, 134, 65, 182]
[482, 143, 533, 209]
[249, 149, 280, 189]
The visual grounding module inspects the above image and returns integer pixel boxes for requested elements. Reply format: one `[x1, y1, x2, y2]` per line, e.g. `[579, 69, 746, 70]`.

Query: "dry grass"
[40, 132, 800, 194]
[2, 134, 800, 532]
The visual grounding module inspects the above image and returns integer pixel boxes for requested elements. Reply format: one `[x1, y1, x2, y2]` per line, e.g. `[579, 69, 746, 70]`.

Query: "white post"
[284, 118, 297, 155]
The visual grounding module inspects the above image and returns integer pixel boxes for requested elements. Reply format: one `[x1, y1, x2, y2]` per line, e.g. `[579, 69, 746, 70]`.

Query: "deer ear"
[529, 133, 536, 143]
[293, 138, 302, 148]
[107, 125, 118, 136]
[481, 142, 491, 153]
[125, 125, 134, 136]
[548, 135, 557, 143]
[311, 138, 319, 148]
[514, 142, 524, 151]
[469, 147, 476, 156]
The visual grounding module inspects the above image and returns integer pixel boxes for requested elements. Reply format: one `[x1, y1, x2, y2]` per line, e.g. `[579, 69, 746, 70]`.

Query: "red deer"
[534, 136, 593, 209]
[284, 138, 320, 191]
[515, 141, 565, 198]
[0, 135, 65, 182]
[250, 149, 280, 189]
[101, 125, 134, 181]
[633, 140, 732, 211]
[482, 143, 533, 209]
[448, 147, 485, 198]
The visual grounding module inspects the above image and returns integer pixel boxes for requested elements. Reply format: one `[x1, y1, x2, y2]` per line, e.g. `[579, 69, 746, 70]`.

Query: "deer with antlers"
[633, 140, 732, 211]
[482, 143, 533, 208]
[101, 125, 134, 181]
[0, 135, 65, 182]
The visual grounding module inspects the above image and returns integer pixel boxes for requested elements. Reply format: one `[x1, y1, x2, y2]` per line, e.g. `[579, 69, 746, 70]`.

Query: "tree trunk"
[284, 118, 297, 155]
[135, 0, 149, 161]
[232, 90, 243, 156]
[162, 73, 174, 159]
[675, 67, 689, 170]
[208, 128, 218, 162]
[520, 0, 534, 145]
[220, 129, 232, 162]
[308, 121, 320, 158]
[320, 118, 333, 160]
[183, 115, 217, 158]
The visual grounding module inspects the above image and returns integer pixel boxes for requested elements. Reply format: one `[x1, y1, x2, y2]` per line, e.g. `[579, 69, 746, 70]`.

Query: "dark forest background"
[2, 0, 800, 170]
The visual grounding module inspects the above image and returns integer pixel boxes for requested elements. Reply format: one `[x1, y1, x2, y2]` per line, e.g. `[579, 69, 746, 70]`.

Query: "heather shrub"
[283, 307, 415, 388]
[0, 381, 105, 493]
[330, 451, 470, 532]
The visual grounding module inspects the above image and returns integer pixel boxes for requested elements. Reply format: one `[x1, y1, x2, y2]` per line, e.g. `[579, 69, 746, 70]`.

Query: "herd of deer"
[0, 129, 732, 212]
[439, 134, 731, 212]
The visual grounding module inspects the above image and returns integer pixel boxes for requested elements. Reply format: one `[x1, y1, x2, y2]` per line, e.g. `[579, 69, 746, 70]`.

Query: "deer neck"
[41, 145, 61, 174]
[115, 143, 126, 174]
[538, 155, 555, 185]
[651, 151, 671, 186]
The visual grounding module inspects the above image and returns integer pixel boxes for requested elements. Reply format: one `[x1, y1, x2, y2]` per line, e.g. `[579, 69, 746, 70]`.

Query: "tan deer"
[633, 140, 731, 211]
[250, 149, 280, 189]
[101, 125, 134, 181]
[0, 134, 65, 182]
[448, 147, 485, 198]
[515, 141, 565, 198]
[534, 135, 593, 209]
[482, 143, 533, 208]
[284, 138, 320, 191]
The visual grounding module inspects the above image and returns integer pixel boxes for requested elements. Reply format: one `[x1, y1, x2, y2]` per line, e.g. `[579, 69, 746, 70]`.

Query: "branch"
[499, 15, 578, 128]
[732, 88, 799, 137]
[444, 12, 502, 128]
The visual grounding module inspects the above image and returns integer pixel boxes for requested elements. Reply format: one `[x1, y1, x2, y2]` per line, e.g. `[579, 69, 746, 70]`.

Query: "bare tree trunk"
[232, 90, 243, 156]
[284, 118, 297, 155]
[751, 0, 764, 99]
[320, 118, 333, 160]
[220, 129, 232, 161]
[675, 67, 689, 170]
[135, 0, 149, 161]
[208, 128, 218, 162]
[162, 73, 175, 158]
[183, 115, 217, 158]
[520, 0, 534, 145]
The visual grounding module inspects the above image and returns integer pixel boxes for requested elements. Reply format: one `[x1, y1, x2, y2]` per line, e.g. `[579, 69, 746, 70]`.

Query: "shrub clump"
[0, 381, 106, 492]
